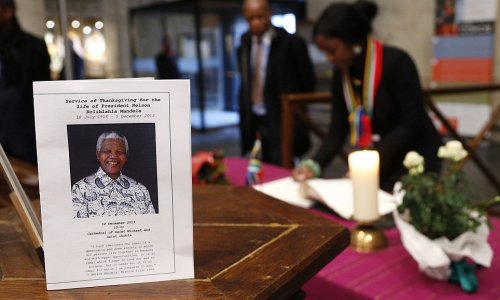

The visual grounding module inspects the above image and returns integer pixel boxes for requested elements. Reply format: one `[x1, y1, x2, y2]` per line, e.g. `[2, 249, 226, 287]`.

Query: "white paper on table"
[33, 79, 194, 290]
[252, 177, 315, 208]
[307, 178, 397, 219]
[253, 176, 397, 219]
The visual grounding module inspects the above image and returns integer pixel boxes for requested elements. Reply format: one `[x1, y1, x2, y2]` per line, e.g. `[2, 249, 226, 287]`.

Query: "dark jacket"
[155, 52, 180, 79]
[0, 17, 51, 163]
[313, 45, 442, 191]
[238, 26, 315, 163]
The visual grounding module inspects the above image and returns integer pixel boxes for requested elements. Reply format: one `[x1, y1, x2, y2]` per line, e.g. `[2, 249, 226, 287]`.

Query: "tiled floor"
[192, 125, 500, 200]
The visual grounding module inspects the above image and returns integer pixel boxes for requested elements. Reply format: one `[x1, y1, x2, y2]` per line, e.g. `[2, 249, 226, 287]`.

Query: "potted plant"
[393, 140, 495, 293]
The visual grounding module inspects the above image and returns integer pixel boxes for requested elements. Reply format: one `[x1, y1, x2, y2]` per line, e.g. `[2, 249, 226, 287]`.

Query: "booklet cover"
[33, 79, 194, 290]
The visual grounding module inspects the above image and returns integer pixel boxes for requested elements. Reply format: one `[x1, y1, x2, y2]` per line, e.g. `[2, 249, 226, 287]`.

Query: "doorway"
[129, 0, 306, 131]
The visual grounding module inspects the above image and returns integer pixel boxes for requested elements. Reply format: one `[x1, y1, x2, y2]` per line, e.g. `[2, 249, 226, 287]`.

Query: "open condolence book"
[253, 177, 397, 219]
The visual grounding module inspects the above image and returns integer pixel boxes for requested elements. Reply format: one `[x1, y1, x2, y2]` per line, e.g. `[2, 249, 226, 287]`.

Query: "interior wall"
[494, 3, 500, 84]
[13, 0, 500, 87]
[307, 0, 436, 85]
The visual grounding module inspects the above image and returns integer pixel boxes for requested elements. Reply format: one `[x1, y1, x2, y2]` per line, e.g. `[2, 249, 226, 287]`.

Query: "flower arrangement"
[398, 140, 484, 240]
[393, 140, 494, 293]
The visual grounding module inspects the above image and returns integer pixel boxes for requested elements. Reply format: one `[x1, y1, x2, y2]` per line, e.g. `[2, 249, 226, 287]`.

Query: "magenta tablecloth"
[224, 157, 500, 299]
[303, 210, 500, 299]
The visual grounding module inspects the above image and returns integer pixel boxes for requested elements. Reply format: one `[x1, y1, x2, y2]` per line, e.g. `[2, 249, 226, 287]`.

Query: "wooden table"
[0, 186, 349, 299]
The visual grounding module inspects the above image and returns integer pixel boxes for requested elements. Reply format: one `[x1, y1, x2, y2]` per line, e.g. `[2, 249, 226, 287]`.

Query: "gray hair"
[96, 131, 129, 154]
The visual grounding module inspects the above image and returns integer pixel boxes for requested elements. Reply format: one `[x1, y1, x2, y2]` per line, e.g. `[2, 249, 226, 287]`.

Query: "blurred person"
[293, 0, 442, 191]
[0, 0, 50, 164]
[238, 0, 315, 165]
[155, 34, 180, 79]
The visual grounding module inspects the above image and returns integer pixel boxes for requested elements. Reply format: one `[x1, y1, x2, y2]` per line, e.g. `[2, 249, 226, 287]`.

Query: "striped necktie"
[252, 38, 264, 106]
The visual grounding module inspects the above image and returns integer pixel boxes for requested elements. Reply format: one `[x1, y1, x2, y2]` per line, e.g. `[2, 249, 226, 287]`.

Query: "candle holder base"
[350, 223, 388, 253]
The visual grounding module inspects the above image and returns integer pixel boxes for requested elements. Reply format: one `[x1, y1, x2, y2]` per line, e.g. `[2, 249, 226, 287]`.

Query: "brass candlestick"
[350, 221, 387, 253]
[347, 150, 386, 252]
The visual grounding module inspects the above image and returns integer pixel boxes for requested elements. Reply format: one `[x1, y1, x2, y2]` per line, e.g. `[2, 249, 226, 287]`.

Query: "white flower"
[403, 151, 425, 174]
[438, 140, 468, 162]
[409, 164, 424, 175]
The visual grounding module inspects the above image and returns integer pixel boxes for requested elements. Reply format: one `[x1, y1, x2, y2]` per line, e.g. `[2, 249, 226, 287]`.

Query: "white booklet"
[33, 79, 194, 290]
[253, 177, 397, 220]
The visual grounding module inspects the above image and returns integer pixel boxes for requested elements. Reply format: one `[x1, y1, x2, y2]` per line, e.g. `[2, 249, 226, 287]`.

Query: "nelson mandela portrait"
[72, 131, 155, 218]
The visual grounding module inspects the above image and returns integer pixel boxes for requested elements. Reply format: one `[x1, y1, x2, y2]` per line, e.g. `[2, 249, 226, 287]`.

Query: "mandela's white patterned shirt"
[72, 168, 155, 218]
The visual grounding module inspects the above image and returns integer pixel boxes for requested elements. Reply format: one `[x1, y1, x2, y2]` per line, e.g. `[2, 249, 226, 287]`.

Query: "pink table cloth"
[224, 157, 500, 299]
[303, 210, 500, 299]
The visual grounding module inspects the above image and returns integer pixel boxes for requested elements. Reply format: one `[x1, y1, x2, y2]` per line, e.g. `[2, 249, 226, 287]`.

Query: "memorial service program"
[33, 79, 194, 290]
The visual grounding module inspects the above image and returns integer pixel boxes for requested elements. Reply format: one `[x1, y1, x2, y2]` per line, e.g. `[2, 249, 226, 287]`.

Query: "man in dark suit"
[155, 35, 180, 80]
[238, 0, 315, 165]
[0, 0, 51, 163]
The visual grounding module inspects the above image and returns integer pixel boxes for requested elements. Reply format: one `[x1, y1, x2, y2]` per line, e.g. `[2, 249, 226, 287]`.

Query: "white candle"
[348, 150, 379, 222]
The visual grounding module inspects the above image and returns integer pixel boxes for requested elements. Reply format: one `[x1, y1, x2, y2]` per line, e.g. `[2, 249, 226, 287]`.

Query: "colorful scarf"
[342, 37, 383, 149]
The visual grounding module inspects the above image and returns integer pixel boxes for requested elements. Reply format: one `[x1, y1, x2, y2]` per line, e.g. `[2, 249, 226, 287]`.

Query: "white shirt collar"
[252, 27, 274, 46]
[96, 167, 126, 187]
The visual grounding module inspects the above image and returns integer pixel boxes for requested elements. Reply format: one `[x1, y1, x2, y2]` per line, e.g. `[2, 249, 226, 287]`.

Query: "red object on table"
[225, 157, 500, 299]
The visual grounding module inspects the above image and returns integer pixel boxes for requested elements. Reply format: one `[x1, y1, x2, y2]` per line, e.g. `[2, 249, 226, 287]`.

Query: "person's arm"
[30, 37, 51, 82]
[145, 191, 155, 214]
[313, 75, 349, 170]
[137, 184, 155, 214]
[72, 183, 89, 218]
[237, 34, 254, 156]
[293, 74, 349, 181]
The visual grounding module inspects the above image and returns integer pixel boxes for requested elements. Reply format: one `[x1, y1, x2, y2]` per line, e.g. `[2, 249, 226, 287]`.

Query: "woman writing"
[293, 1, 442, 191]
